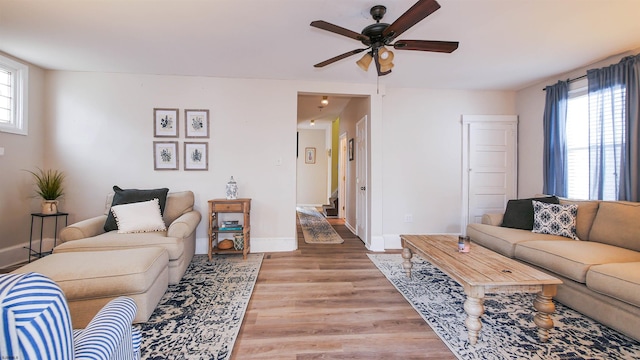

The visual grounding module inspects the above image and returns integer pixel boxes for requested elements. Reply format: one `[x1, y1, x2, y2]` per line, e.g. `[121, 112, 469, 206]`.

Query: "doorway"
[296, 93, 371, 245]
[338, 133, 347, 219]
[461, 115, 518, 231]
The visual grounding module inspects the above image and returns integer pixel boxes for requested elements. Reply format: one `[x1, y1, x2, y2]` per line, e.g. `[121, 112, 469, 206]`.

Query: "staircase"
[322, 191, 339, 218]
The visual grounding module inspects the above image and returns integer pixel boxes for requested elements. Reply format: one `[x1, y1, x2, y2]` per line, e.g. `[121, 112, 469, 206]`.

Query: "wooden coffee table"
[400, 234, 562, 345]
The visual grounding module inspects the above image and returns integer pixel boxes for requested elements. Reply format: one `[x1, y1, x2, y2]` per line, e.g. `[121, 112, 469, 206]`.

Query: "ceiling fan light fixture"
[380, 62, 394, 73]
[356, 53, 373, 71]
[378, 47, 394, 65]
[321, 96, 329, 106]
[310, 119, 315, 126]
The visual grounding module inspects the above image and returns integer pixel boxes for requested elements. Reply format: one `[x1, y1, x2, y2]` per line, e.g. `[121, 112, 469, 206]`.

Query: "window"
[0, 54, 28, 135]
[566, 89, 588, 199]
[566, 79, 624, 200]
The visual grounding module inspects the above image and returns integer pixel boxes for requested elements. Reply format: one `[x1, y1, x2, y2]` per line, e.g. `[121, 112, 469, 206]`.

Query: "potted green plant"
[28, 168, 65, 214]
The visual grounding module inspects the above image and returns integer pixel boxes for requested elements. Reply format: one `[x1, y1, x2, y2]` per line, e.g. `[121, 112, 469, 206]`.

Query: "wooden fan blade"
[310, 20, 369, 42]
[314, 48, 368, 68]
[393, 40, 459, 53]
[382, 0, 441, 41]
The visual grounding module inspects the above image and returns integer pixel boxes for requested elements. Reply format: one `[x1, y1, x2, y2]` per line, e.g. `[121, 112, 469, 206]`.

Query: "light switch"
[0, 147, 4, 156]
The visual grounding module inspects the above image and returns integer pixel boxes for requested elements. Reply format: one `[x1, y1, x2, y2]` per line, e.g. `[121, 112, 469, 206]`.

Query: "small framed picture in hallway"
[305, 147, 316, 164]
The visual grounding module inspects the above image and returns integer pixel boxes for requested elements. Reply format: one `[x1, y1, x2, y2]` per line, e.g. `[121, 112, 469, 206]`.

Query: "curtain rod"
[542, 74, 587, 91]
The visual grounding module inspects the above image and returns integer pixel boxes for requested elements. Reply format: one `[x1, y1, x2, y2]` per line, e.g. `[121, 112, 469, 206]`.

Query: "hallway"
[233, 219, 455, 359]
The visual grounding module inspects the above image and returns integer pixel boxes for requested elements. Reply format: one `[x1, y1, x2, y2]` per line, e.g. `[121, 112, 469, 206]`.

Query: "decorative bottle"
[226, 176, 238, 200]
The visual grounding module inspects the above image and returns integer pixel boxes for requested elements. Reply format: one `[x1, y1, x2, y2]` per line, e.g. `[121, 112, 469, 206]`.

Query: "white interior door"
[462, 115, 518, 230]
[338, 133, 347, 219]
[356, 116, 368, 245]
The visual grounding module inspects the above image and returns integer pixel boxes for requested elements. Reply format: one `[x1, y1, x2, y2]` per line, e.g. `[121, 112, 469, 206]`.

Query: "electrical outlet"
[404, 214, 413, 223]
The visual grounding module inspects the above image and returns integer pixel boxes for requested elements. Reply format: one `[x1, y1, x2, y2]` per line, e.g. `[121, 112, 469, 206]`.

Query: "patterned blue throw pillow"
[532, 200, 579, 240]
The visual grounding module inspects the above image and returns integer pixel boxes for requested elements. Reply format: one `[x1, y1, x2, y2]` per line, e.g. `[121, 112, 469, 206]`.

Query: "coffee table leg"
[533, 285, 557, 342]
[463, 295, 484, 345]
[402, 247, 413, 278]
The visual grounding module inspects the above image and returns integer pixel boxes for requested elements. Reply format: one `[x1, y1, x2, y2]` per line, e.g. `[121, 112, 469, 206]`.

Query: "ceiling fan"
[311, 0, 459, 76]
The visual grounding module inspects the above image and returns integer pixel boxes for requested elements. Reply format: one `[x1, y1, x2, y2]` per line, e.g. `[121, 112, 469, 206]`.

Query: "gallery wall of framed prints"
[153, 108, 209, 171]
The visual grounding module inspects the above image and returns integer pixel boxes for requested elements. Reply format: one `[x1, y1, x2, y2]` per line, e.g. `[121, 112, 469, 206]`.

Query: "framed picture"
[153, 141, 179, 170]
[184, 142, 208, 171]
[185, 109, 210, 138]
[348, 138, 354, 161]
[154, 108, 179, 137]
[305, 147, 316, 164]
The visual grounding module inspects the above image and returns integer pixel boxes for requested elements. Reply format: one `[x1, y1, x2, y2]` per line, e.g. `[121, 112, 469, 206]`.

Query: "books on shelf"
[220, 224, 243, 231]
[216, 220, 242, 231]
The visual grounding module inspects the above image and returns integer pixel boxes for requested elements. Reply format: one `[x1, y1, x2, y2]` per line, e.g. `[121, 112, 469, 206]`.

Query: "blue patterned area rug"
[297, 206, 344, 244]
[368, 254, 640, 360]
[135, 254, 263, 360]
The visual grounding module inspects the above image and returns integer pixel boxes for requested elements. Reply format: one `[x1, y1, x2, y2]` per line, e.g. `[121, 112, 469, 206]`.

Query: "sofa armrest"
[59, 215, 108, 243]
[481, 213, 504, 226]
[167, 210, 202, 239]
[73, 297, 140, 360]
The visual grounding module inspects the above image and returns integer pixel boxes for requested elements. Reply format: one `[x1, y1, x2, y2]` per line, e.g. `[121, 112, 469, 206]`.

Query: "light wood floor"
[232, 217, 457, 359]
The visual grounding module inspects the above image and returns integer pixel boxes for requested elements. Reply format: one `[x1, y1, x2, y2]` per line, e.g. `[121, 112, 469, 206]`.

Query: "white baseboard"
[195, 236, 297, 255]
[344, 221, 356, 234]
[0, 238, 56, 269]
[384, 234, 403, 249]
[368, 235, 386, 252]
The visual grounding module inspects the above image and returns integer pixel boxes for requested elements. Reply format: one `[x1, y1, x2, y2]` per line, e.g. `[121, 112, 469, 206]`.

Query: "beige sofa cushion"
[467, 223, 567, 258]
[558, 198, 600, 240]
[104, 190, 194, 226]
[163, 191, 195, 225]
[515, 240, 640, 283]
[54, 231, 184, 260]
[587, 262, 640, 307]
[588, 201, 640, 252]
[13, 247, 168, 300]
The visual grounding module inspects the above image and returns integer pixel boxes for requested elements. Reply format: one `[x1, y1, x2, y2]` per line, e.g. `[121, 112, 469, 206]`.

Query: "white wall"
[296, 129, 328, 205]
[0, 63, 519, 264]
[381, 87, 516, 248]
[44, 72, 300, 254]
[515, 48, 640, 198]
[338, 97, 369, 230]
[0, 52, 46, 267]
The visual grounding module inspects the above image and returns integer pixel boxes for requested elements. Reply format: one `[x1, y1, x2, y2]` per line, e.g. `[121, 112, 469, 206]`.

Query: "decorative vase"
[233, 234, 244, 250]
[226, 176, 238, 200]
[41, 200, 58, 214]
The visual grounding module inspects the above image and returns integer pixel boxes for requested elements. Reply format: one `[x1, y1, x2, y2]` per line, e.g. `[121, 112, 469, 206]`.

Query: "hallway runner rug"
[368, 253, 640, 360]
[134, 253, 263, 360]
[296, 206, 344, 244]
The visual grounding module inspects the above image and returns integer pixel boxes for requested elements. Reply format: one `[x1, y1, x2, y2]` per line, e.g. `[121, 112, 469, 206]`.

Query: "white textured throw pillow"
[532, 200, 579, 240]
[110, 198, 167, 233]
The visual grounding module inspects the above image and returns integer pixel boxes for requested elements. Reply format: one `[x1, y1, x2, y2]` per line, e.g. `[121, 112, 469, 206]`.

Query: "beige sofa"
[467, 198, 640, 342]
[56, 190, 202, 284]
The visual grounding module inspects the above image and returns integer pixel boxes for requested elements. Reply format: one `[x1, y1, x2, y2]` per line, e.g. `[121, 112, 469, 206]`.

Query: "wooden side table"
[27, 212, 69, 262]
[208, 198, 251, 261]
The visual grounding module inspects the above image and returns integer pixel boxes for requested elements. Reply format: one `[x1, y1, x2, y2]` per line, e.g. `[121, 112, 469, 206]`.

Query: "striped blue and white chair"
[0, 272, 141, 360]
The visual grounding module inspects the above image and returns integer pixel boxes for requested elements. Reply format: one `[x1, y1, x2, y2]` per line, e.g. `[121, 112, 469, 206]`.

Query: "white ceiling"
[297, 94, 357, 127]
[2, 0, 640, 122]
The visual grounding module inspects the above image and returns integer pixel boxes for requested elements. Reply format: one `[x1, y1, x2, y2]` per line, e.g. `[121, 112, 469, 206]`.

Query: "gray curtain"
[542, 80, 569, 197]
[587, 54, 640, 201]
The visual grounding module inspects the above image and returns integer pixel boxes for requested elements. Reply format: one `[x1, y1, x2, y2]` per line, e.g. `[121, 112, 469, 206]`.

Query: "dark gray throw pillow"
[104, 186, 169, 232]
[500, 196, 559, 230]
